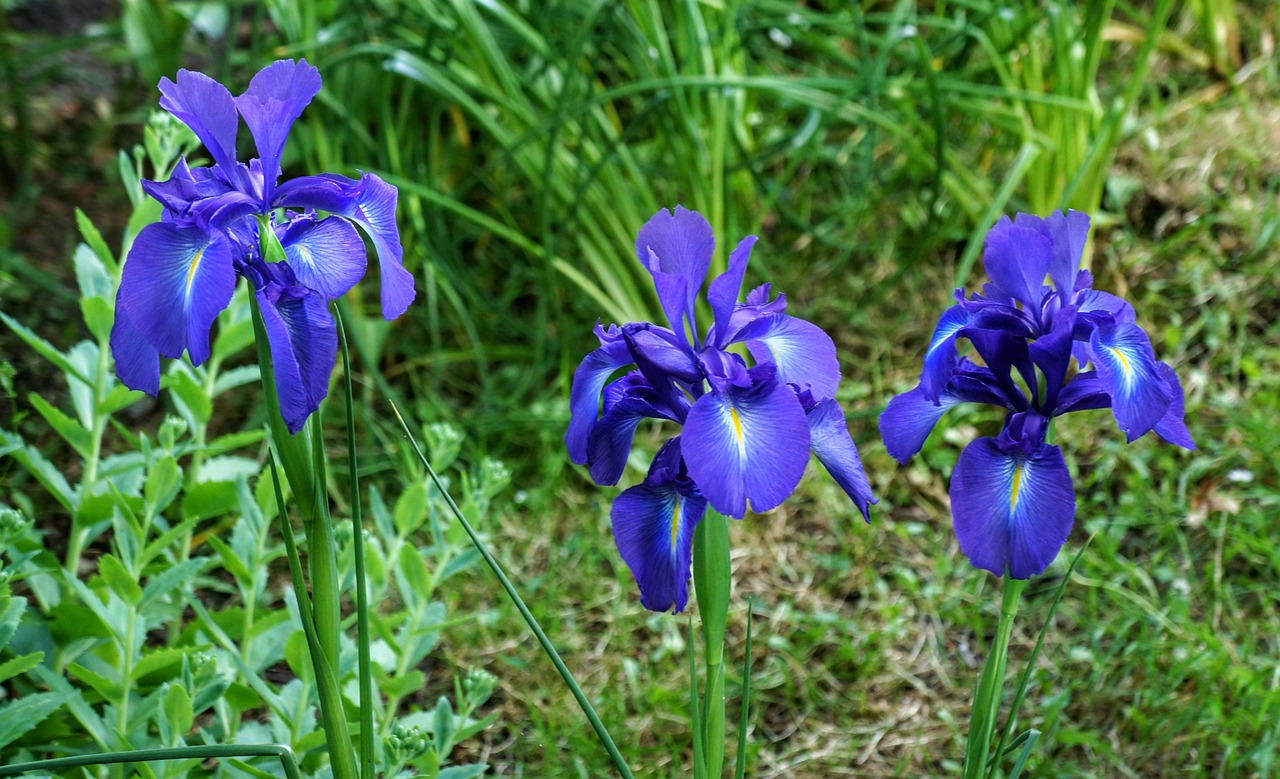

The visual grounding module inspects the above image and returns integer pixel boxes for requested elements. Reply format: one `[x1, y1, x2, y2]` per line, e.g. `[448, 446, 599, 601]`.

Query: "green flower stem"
[0, 744, 302, 779]
[268, 456, 359, 779]
[389, 402, 635, 779]
[693, 509, 731, 778]
[306, 425, 342, 680]
[336, 310, 375, 779]
[963, 576, 1027, 779]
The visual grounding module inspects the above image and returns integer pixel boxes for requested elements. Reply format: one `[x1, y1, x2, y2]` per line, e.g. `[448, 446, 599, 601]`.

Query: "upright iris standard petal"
[634, 206, 714, 337]
[920, 304, 973, 402]
[1088, 323, 1173, 442]
[982, 216, 1053, 307]
[278, 214, 367, 300]
[1043, 210, 1090, 295]
[255, 279, 338, 434]
[157, 70, 240, 173]
[950, 437, 1076, 579]
[1152, 363, 1196, 450]
[611, 478, 707, 613]
[682, 369, 810, 518]
[706, 236, 757, 346]
[565, 340, 634, 463]
[734, 313, 841, 400]
[108, 294, 160, 396]
[805, 398, 875, 520]
[119, 222, 236, 365]
[273, 172, 414, 319]
[232, 59, 322, 199]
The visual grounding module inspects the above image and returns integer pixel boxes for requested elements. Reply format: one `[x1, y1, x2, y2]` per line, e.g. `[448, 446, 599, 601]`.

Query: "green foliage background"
[1, 0, 1277, 776]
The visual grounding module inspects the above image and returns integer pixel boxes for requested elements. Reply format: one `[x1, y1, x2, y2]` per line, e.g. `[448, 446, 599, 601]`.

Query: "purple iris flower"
[880, 211, 1194, 579]
[567, 206, 876, 613]
[109, 60, 414, 433]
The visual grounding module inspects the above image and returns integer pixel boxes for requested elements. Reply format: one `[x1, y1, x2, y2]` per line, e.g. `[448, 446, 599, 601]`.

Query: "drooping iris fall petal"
[119, 222, 236, 366]
[255, 279, 338, 434]
[950, 437, 1075, 579]
[682, 369, 810, 518]
[735, 313, 841, 400]
[1088, 323, 1173, 442]
[278, 213, 367, 300]
[108, 293, 160, 396]
[611, 478, 707, 613]
[805, 398, 876, 520]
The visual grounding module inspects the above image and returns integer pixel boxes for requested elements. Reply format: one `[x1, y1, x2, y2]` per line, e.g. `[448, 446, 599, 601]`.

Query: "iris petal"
[565, 340, 634, 464]
[920, 304, 972, 402]
[256, 281, 337, 434]
[587, 380, 672, 486]
[806, 398, 875, 520]
[1088, 324, 1173, 442]
[119, 222, 236, 366]
[706, 235, 757, 346]
[635, 206, 714, 338]
[611, 479, 707, 613]
[273, 172, 414, 320]
[109, 291, 160, 396]
[880, 387, 965, 463]
[1043, 210, 1090, 296]
[982, 216, 1053, 307]
[682, 371, 810, 518]
[158, 69, 240, 174]
[1153, 362, 1195, 450]
[951, 437, 1075, 579]
[735, 313, 841, 400]
[278, 214, 367, 299]
[233, 59, 322, 199]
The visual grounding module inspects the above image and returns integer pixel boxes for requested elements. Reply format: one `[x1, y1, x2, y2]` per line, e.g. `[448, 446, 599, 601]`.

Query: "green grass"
[3, 0, 1278, 776]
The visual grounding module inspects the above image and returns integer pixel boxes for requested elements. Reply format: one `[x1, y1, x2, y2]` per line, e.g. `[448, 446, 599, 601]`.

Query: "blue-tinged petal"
[587, 376, 676, 486]
[697, 347, 752, 395]
[951, 437, 1075, 579]
[880, 387, 964, 463]
[1029, 306, 1075, 411]
[272, 172, 413, 320]
[964, 327, 1034, 409]
[1152, 363, 1195, 450]
[806, 398, 875, 520]
[611, 477, 706, 613]
[882, 365, 1019, 463]
[1088, 324, 1173, 442]
[735, 313, 841, 400]
[682, 367, 810, 518]
[142, 159, 233, 217]
[109, 290, 160, 396]
[565, 339, 634, 464]
[278, 213, 367, 299]
[920, 304, 973, 402]
[1043, 210, 1090, 296]
[233, 59, 322, 200]
[1073, 289, 1136, 333]
[119, 222, 236, 366]
[255, 278, 337, 434]
[635, 206, 714, 337]
[706, 235, 757, 347]
[982, 216, 1053, 307]
[158, 70, 240, 175]
[1052, 372, 1111, 416]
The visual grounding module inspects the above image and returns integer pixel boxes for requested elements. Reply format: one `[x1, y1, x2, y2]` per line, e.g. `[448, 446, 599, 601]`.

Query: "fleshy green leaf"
[0, 691, 71, 749]
[98, 554, 142, 606]
[26, 394, 90, 458]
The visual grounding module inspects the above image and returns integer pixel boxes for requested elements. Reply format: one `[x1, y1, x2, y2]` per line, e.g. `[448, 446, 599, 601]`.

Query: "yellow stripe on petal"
[670, 496, 682, 552]
[1107, 346, 1132, 381]
[1010, 464, 1023, 512]
[185, 248, 205, 296]
[729, 406, 746, 455]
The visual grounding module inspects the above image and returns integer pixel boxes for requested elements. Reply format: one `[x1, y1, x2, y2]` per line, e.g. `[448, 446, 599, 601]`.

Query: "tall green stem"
[693, 509, 731, 777]
[962, 576, 1027, 779]
[390, 403, 634, 779]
